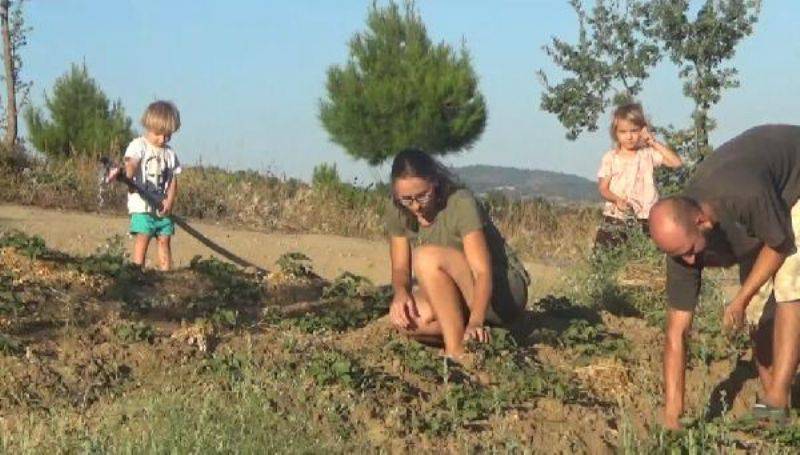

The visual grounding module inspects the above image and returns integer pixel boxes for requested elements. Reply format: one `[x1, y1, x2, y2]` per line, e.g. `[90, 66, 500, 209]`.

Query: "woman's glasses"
[396, 188, 434, 207]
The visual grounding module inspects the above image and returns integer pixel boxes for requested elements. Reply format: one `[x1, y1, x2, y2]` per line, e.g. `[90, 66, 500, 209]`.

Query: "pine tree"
[24, 63, 133, 158]
[319, 0, 486, 165]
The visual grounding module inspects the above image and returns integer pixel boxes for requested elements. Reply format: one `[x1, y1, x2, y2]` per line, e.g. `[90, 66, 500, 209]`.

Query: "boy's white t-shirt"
[124, 137, 182, 214]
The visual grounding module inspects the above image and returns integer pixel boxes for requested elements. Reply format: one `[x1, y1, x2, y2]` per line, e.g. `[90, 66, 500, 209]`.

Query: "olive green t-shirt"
[384, 188, 521, 278]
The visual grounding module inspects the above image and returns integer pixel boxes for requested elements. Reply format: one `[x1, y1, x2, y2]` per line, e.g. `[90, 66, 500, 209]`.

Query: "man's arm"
[725, 192, 793, 329]
[725, 244, 785, 329]
[663, 256, 701, 430]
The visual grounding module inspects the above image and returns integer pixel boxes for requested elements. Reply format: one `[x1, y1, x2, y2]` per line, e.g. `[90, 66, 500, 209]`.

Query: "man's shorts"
[745, 200, 800, 323]
[130, 212, 175, 237]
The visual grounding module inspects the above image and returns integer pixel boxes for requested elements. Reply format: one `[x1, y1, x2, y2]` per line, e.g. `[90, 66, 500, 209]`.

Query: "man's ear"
[696, 212, 714, 232]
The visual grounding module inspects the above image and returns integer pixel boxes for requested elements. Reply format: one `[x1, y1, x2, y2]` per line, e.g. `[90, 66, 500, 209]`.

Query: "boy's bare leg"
[157, 236, 172, 271]
[133, 234, 151, 268]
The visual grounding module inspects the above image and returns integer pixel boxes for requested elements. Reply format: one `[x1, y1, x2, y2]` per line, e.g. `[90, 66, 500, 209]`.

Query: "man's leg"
[762, 301, 800, 408]
[752, 301, 775, 393]
[740, 252, 776, 395]
[664, 308, 694, 430]
[761, 199, 800, 408]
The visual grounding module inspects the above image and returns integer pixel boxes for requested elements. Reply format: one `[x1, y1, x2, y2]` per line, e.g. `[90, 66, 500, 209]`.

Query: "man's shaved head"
[649, 196, 707, 261]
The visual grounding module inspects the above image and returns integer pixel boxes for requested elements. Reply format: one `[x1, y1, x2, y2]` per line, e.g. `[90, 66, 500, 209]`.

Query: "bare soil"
[0, 203, 790, 452]
[0, 204, 562, 297]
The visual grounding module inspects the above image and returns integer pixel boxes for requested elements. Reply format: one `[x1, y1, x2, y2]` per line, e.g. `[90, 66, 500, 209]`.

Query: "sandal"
[751, 402, 789, 426]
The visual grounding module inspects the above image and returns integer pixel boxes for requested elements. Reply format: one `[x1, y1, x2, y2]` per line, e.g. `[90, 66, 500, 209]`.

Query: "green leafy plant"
[189, 256, 264, 305]
[276, 252, 314, 279]
[385, 339, 442, 380]
[113, 321, 155, 344]
[0, 334, 22, 355]
[201, 351, 249, 385]
[75, 235, 132, 278]
[0, 230, 47, 260]
[210, 308, 238, 328]
[305, 350, 365, 388]
[321, 272, 373, 299]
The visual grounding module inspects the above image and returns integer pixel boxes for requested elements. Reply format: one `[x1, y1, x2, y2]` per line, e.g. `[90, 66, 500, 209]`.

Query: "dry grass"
[0, 153, 599, 262]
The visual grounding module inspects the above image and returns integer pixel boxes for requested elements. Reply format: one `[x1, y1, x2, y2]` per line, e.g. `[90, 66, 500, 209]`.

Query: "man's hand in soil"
[723, 299, 747, 332]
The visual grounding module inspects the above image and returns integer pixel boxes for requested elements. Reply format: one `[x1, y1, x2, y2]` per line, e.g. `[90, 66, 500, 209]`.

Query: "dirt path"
[0, 204, 562, 297]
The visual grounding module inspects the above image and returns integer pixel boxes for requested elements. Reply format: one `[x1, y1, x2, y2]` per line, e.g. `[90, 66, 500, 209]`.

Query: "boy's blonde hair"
[610, 102, 647, 143]
[141, 100, 181, 135]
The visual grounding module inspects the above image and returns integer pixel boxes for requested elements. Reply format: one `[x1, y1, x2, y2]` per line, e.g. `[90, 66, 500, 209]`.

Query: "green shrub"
[276, 252, 314, 278]
[113, 321, 155, 344]
[0, 230, 48, 260]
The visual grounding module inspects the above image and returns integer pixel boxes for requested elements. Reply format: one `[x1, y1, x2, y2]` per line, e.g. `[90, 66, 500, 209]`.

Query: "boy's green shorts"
[130, 213, 175, 237]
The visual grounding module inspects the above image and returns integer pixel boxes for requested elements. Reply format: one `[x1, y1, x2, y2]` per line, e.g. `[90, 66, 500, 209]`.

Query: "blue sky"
[22, 0, 800, 183]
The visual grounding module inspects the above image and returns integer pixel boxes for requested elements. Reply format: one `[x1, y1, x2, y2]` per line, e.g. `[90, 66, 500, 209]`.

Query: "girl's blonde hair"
[610, 102, 647, 143]
[141, 100, 181, 135]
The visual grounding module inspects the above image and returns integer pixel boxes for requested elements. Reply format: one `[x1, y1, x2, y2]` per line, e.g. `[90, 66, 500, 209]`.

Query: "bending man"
[650, 124, 800, 429]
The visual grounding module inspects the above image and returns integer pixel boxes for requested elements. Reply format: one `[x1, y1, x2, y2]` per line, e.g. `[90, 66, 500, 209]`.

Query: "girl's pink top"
[597, 147, 663, 220]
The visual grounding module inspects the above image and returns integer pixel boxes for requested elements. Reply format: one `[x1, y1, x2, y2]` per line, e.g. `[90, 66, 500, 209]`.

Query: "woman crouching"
[385, 149, 530, 361]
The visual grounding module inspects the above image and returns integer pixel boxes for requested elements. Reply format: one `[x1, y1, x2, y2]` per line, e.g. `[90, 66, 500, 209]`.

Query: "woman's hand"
[463, 321, 491, 343]
[389, 290, 418, 330]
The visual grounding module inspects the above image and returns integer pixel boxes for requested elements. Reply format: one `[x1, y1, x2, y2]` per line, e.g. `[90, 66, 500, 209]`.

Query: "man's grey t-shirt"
[666, 124, 800, 311]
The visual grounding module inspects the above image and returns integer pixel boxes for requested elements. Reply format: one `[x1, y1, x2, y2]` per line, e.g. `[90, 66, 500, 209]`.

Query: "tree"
[641, 0, 761, 160]
[0, 0, 30, 150]
[319, 0, 486, 165]
[539, 0, 761, 190]
[24, 63, 133, 159]
[538, 0, 661, 140]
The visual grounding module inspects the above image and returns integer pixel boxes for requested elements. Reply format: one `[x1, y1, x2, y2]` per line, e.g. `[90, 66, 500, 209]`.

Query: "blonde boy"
[124, 100, 182, 271]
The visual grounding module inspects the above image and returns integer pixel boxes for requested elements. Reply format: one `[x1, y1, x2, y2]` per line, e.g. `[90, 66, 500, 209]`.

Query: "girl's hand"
[641, 126, 657, 147]
[389, 291, 418, 329]
[614, 197, 629, 212]
[463, 322, 491, 343]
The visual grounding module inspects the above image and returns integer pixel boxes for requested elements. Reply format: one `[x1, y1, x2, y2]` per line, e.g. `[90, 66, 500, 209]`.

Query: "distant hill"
[452, 164, 600, 203]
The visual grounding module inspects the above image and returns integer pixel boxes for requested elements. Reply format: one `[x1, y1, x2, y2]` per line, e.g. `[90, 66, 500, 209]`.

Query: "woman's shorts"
[486, 255, 530, 325]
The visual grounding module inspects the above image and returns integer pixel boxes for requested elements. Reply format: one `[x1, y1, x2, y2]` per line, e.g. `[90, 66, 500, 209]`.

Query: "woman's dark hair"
[390, 148, 461, 224]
